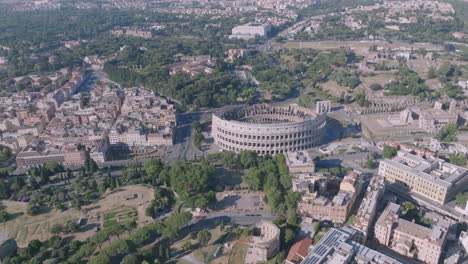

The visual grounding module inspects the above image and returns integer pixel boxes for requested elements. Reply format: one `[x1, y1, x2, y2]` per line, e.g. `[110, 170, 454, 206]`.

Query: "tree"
[369, 83, 382, 91]
[354, 89, 369, 107]
[402, 201, 416, 214]
[286, 215, 299, 227]
[197, 230, 212, 246]
[243, 168, 263, 191]
[191, 121, 202, 133]
[427, 66, 436, 79]
[347, 214, 356, 224]
[11, 176, 25, 192]
[70, 240, 82, 251]
[193, 133, 204, 150]
[436, 123, 458, 142]
[50, 223, 64, 234]
[27, 240, 43, 256]
[145, 205, 156, 217]
[64, 221, 80, 233]
[313, 221, 321, 234]
[48, 235, 63, 249]
[158, 245, 165, 260]
[165, 248, 170, 260]
[363, 159, 376, 169]
[448, 153, 467, 166]
[456, 192, 468, 207]
[284, 228, 295, 244]
[383, 145, 398, 159]
[85, 155, 99, 174]
[437, 62, 454, 78]
[221, 151, 240, 169]
[239, 151, 258, 169]
[45, 162, 61, 172]
[126, 220, 137, 234]
[122, 254, 139, 264]
[144, 159, 164, 180]
[182, 241, 192, 251]
[0, 210, 9, 223]
[26, 203, 41, 216]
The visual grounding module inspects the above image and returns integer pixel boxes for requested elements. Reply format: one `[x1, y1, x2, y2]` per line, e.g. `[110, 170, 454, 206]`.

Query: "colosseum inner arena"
[211, 104, 326, 155]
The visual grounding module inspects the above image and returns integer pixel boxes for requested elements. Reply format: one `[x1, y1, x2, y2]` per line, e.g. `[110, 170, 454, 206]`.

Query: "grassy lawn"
[118, 210, 137, 220]
[103, 209, 131, 220]
[102, 208, 137, 228]
[103, 219, 118, 228]
[172, 226, 245, 264]
[103, 219, 135, 228]
[194, 244, 218, 263]
[227, 241, 248, 264]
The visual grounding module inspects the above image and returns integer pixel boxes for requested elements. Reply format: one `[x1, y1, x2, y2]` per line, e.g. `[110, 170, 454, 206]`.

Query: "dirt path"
[180, 253, 204, 264]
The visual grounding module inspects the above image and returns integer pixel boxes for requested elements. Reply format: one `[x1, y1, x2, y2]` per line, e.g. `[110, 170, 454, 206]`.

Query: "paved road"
[188, 211, 276, 227]
[163, 84, 303, 164]
[74, 70, 104, 95]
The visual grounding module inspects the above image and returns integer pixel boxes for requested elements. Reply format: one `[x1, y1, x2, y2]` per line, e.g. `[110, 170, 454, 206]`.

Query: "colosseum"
[211, 104, 326, 155]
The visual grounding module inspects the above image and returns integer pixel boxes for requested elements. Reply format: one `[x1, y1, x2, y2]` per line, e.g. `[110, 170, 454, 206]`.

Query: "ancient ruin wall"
[212, 104, 326, 155]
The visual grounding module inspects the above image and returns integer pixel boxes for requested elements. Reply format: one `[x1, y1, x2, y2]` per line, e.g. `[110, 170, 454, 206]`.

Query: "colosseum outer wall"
[211, 104, 326, 155]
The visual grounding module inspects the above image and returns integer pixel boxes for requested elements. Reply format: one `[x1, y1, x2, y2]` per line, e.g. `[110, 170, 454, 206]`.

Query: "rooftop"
[382, 150, 468, 188]
[286, 151, 314, 167]
[286, 237, 313, 264]
[301, 227, 402, 264]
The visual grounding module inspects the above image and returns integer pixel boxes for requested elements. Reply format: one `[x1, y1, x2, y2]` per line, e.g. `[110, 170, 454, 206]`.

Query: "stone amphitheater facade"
[212, 104, 326, 155]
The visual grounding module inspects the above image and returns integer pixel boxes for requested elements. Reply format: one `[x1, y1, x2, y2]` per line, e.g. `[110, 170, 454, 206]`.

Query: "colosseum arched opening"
[211, 104, 326, 155]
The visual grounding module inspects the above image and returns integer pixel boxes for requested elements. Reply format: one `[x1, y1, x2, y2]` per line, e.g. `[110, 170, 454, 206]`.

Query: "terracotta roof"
[286, 237, 312, 264]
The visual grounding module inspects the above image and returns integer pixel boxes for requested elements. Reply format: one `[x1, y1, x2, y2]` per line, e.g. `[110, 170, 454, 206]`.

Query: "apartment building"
[291, 173, 328, 202]
[379, 150, 468, 204]
[300, 227, 402, 264]
[16, 140, 86, 167]
[109, 88, 175, 149]
[298, 171, 362, 223]
[374, 203, 450, 264]
[352, 175, 385, 243]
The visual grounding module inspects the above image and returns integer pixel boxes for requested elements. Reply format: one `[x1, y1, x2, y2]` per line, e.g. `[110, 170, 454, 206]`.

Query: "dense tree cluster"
[145, 187, 173, 217]
[329, 70, 361, 89]
[436, 123, 458, 142]
[287, 49, 359, 87]
[0, 146, 11, 164]
[147, 161, 218, 209]
[105, 61, 253, 108]
[308, 15, 366, 41]
[298, 0, 464, 44]
[400, 201, 435, 228]
[382, 145, 398, 159]
[238, 52, 297, 99]
[216, 151, 300, 214]
[397, 17, 464, 43]
[446, 152, 467, 166]
[4, 210, 191, 264]
[384, 67, 430, 97]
